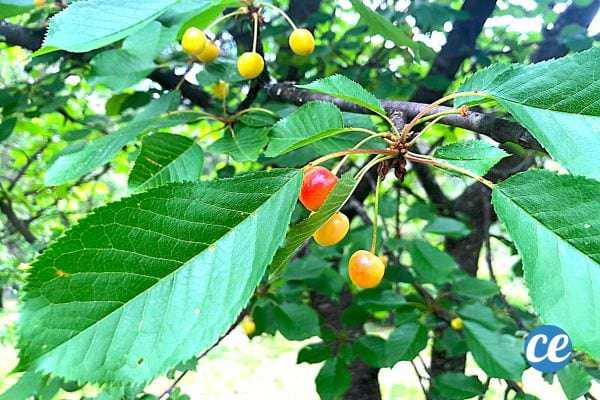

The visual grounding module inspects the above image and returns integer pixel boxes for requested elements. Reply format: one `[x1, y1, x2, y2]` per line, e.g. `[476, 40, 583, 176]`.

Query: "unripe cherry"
[181, 27, 207, 55]
[348, 250, 385, 289]
[237, 52, 265, 79]
[450, 317, 464, 330]
[313, 212, 349, 246]
[212, 80, 229, 99]
[289, 29, 315, 56]
[241, 316, 256, 335]
[299, 166, 338, 211]
[198, 41, 219, 63]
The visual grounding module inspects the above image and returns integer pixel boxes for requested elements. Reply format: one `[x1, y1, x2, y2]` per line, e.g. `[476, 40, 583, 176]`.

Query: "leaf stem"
[310, 148, 397, 169]
[259, 2, 298, 30]
[405, 151, 495, 189]
[405, 114, 447, 147]
[400, 91, 489, 143]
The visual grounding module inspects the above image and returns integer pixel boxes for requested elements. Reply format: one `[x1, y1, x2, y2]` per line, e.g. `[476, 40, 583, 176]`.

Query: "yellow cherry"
[349, 250, 385, 289]
[33, 0, 45, 5]
[237, 52, 265, 79]
[450, 317, 464, 330]
[379, 255, 389, 266]
[212, 81, 230, 100]
[198, 41, 219, 63]
[289, 29, 315, 56]
[313, 212, 350, 246]
[181, 27, 207, 56]
[241, 316, 256, 335]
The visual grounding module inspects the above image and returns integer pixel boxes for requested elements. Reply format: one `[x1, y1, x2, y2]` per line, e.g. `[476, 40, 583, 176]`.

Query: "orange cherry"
[299, 166, 338, 211]
[313, 212, 349, 246]
[348, 250, 385, 289]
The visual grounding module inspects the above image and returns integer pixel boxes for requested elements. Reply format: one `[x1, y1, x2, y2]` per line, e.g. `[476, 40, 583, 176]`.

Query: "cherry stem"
[405, 151, 495, 189]
[310, 148, 397, 168]
[400, 91, 489, 143]
[205, 9, 248, 33]
[405, 114, 447, 148]
[370, 175, 381, 254]
[332, 132, 391, 175]
[259, 2, 298, 30]
[252, 12, 259, 53]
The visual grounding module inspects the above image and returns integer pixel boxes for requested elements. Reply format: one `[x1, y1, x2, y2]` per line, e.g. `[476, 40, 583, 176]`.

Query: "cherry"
[181, 27, 207, 56]
[33, 0, 45, 5]
[212, 80, 230, 100]
[289, 29, 315, 56]
[378, 255, 389, 266]
[241, 316, 256, 336]
[237, 52, 265, 79]
[299, 166, 338, 211]
[348, 250, 385, 289]
[450, 317, 463, 330]
[198, 41, 219, 63]
[313, 212, 349, 246]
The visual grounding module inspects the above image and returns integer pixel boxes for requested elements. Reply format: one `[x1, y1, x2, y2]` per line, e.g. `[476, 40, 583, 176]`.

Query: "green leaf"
[17, 169, 302, 385]
[0, 0, 32, 19]
[297, 342, 332, 364]
[355, 335, 387, 367]
[91, 50, 155, 91]
[456, 49, 600, 180]
[0, 370, 44, 400]
[492, 169, 600, 358]
[282, 255, 327, 281]
[128, 132, 204, 192]
[406, 240, 457, 285]
[0, 117, 17, 143]
[239, 112, 280, 128]
[122, 21, 164, 58]
[43, 0, 179, 52]
[207, 126, 270, 162]
[558, 363, 592, 400]
[264, 101, 345, 157]
[348, 0, 417, 60]
[453, 276, 498, 298]
[434, 140, 509, 176]
[431, 372, 484, 400]
[457, 303, 503, 331]
[275, 303, 321, 340]
[270, 173, 358, 276]
[386, 322, 429, 364]
[356, 289, 405, 311]
[316, 357, 350, 400]
[424, 216, 471, 239]
[45, 92, 180, 186]
[298, 75, 385, 116]
[463, 321, 526, 381]
[196, 56, 246, 85]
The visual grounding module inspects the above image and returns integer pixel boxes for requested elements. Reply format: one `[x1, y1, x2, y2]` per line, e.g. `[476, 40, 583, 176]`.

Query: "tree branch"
[265, 83, 542, 151]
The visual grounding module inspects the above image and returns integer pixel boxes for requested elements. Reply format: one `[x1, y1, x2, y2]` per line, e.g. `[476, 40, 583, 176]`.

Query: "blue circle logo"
[524, 325, 572, 372]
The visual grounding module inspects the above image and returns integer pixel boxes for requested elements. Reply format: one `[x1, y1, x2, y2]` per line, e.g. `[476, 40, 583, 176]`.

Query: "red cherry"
[299, 166, 338, 211]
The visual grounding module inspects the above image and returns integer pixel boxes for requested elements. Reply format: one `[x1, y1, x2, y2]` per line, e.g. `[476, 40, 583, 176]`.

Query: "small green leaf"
[348, 0, 418, 60]
[316, 357, 350, 400]
[0, 117, 17, 143]
[207, 126, 270, 162]
[355, 335, 387, 367]
[406, 240, 457, 285]
[431, 372, 485, 400]
[463, 321, 526, 381]
[453, 276, 498, 298]
[456, 49, 600, 180]
[128, 132, 204, 192]
[457, 303, 503, 331]
[424, 216, 471, 239]
[43, 0, 178, 52]
[18, 169, 302, 385]
[558, 363, 592, 400]
[386, 322, 428, 364]
[270, 173, 359, 276]
[297, 342, 332, 364]
[492, 169, 600, 357]
[433, 140, 509, 176]
[264, 101, 345, 157]
[298, 75, 385, 116]
[276, 303, 321, 340]
[45, 92, 180, 186]
[91, 49, 155, 91]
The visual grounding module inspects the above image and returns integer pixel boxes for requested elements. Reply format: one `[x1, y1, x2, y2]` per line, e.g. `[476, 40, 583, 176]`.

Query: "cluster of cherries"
[180, 16, 315, 97]
[300, 166, 386, 289]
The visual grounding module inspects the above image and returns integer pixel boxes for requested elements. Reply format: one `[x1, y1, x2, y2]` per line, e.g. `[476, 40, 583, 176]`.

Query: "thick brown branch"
[265, 83, 542, 151]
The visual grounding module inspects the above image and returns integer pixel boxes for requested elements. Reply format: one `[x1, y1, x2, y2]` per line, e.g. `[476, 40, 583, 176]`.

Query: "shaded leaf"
[431, 372, 484, 400]
[207, 126, 270, 162]
[316, 357, 350, 400]
[558, 363, 592, 400]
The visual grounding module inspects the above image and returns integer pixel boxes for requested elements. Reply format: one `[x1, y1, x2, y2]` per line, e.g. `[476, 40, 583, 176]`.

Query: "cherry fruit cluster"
[300, 167, 386, 289]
